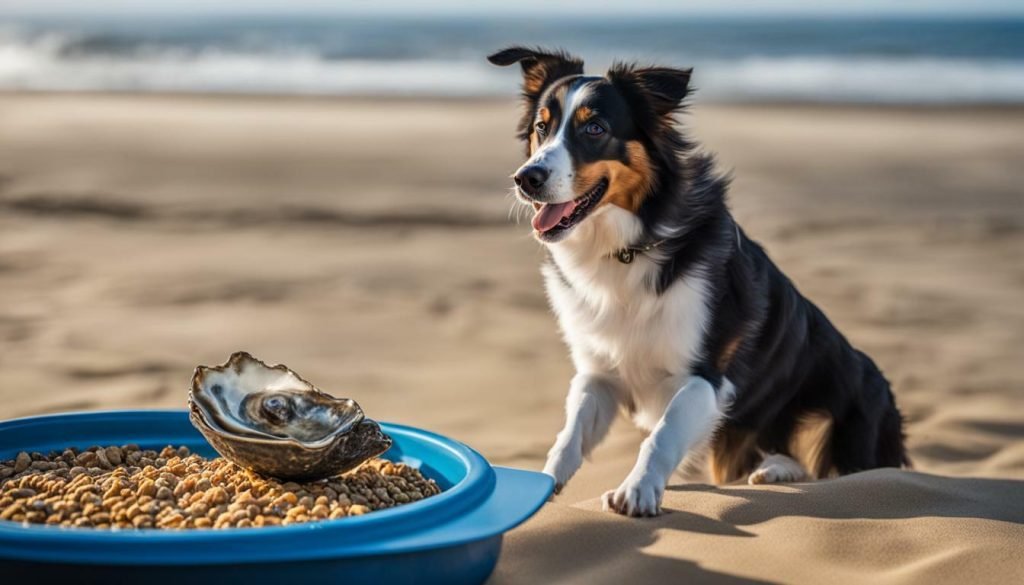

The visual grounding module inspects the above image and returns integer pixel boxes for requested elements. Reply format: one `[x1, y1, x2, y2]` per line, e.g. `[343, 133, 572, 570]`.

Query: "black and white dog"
[488, 47, 909, 517]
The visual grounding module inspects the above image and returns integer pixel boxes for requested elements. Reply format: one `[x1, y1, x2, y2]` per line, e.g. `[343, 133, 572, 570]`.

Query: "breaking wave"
[1, 20, 1022, 103]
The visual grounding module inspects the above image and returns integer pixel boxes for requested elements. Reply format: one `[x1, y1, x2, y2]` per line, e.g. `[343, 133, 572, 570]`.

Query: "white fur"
[540, 206, 729, 516]
[603, 376, 721, 516]
[514, 83, 592, 203]
[541, 372, 619, 491]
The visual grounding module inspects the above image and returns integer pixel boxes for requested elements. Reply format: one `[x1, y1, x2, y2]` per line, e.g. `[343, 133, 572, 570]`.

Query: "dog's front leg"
[542, 372, 620, 493]
[603, 376, 721, 517]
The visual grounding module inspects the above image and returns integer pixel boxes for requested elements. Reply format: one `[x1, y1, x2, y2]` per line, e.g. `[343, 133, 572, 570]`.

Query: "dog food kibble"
[0, 446, 441, 529]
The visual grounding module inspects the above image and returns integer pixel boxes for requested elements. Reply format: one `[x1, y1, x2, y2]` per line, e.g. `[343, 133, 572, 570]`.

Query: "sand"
[1, 93, 1022, 583]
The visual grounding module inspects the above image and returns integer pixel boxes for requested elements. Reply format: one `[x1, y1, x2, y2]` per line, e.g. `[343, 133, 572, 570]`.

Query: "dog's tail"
[878, 401, 912, 469]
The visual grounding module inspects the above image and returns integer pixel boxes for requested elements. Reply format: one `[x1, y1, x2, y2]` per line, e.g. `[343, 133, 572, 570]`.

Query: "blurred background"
[1, 1, 1023, 503]
[3, 2, 1024, 102]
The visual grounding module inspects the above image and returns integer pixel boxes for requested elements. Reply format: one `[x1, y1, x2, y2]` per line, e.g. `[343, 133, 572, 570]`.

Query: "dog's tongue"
[532, 201, 577, 232]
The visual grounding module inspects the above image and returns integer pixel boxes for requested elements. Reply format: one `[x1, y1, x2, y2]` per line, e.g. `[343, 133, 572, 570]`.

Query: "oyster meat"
[188, 352, 392, 481]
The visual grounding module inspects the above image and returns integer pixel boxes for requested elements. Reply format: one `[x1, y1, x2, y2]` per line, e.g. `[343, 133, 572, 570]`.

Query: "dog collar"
[612, 240, 665, 264]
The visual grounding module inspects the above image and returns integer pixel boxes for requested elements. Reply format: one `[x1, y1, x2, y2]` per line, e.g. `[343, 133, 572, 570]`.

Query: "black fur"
[490, 46, 909, 477]
[615, 64, 912, 475]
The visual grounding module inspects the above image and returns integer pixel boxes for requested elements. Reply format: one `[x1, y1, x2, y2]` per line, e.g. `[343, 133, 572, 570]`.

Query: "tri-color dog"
[488, 47, 909, 517]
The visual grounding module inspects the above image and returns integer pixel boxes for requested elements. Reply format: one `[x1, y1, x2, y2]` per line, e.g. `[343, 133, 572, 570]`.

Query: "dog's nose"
[514, 165, 550, 197]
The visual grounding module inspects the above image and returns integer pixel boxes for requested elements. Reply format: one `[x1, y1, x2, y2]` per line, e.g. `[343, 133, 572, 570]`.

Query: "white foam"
[0, 31, 516, 96]
[1, 31, 1022, 102]
[695, 56, 1024, 103]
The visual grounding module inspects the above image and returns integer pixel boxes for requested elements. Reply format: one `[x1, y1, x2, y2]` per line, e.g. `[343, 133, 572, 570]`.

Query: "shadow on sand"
[490, 509, 775, 585]
[665, 468, 1024, 526]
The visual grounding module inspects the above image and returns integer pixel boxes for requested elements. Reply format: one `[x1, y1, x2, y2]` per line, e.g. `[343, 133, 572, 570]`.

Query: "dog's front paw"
[542, 446, 583, 494]
[601, 474, 663, 517]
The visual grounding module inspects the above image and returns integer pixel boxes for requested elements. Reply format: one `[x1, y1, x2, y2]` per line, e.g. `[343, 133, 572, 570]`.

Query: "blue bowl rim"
[0, 410, 495, 547]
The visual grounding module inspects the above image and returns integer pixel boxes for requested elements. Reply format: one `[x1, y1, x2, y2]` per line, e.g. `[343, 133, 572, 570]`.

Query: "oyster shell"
[188, 352, 392, 481]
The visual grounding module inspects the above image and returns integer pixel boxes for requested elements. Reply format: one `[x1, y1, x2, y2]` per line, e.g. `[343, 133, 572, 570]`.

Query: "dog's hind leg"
[708, 426, 760, 484]
[748, 453, 808, 485]
[542, 372, 621, 493]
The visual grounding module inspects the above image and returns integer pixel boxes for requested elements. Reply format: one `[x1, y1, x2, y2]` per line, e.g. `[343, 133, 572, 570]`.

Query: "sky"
[2, 0, 1023, 17]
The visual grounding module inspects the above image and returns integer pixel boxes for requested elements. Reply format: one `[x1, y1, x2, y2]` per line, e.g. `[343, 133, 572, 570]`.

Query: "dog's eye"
[584, 122, 606, 137]
[535, 121, 547, 135]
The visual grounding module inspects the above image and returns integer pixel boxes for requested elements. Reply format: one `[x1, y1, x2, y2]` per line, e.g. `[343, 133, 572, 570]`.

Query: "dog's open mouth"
[531, 178, 608, 240]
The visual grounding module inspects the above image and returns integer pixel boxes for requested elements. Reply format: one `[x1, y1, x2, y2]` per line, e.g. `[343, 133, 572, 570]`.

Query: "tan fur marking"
[523, 73, 545, 95]
[789, 411, 835, 479]
[717, 334, 745, 372]
[709, 426, 759, 484]
[573, 141, 653, 212]
[574, 106, 593, 125]
[539, 107, 551, 124]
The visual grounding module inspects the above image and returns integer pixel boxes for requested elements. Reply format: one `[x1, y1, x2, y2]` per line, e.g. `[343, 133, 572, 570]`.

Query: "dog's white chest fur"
[542, 207, 711, 430]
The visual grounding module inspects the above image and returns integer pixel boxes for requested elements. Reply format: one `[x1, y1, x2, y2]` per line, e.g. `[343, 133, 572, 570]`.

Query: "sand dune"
[1, 94, 1022, 583]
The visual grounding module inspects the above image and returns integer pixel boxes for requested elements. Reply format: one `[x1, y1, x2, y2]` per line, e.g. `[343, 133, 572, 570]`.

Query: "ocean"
[1, 15, 1022, 103]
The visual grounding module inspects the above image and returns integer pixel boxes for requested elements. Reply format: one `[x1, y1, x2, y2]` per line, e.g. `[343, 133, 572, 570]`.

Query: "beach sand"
[1, 93, 1022, 583]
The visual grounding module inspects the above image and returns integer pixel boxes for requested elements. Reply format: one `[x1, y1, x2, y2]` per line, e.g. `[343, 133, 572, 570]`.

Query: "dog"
[487, 47, 909, 517]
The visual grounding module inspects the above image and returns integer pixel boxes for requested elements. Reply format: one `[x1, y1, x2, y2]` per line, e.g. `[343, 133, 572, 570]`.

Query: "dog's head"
[488, 47, 692, 243]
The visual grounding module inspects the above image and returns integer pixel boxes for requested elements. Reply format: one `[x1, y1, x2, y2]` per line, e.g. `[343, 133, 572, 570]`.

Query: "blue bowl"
[0, 410, 553, 584]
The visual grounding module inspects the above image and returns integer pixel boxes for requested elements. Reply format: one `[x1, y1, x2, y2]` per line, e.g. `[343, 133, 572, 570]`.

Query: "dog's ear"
[488, 46, 584, 99]
[607, 64, 693, 117]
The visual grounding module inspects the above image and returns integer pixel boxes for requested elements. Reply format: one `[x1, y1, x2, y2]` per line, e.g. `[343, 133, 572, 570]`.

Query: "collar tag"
[616, 249, 636, 264]
[612, 239, 664, 264]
